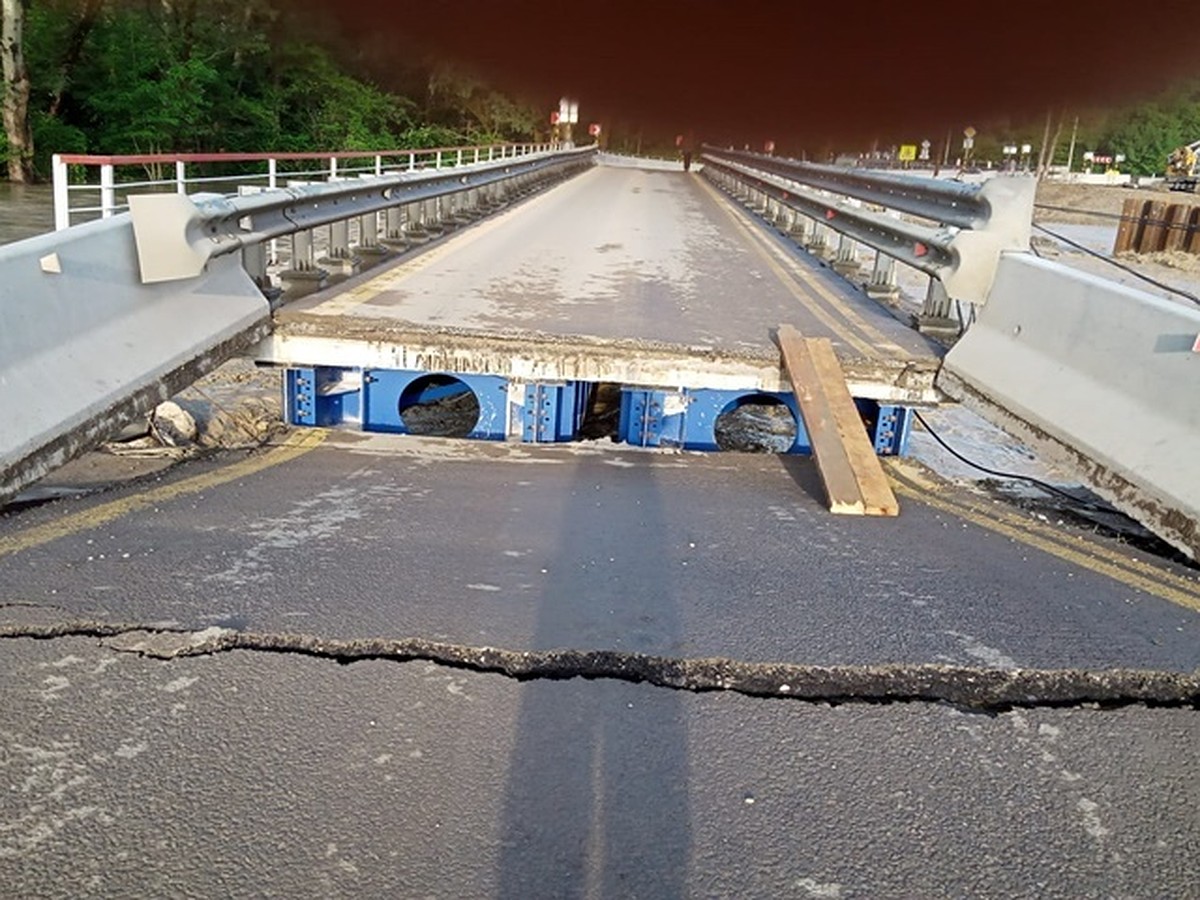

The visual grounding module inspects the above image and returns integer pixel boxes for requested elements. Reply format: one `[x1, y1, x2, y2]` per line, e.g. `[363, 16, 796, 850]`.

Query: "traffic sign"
[964, 126, 977, 138]
[898, 144, 917, 162]
[588, 123, 601, 137]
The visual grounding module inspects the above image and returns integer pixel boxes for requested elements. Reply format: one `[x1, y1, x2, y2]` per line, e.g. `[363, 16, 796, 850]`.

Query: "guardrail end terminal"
[128, 193, 213, 284]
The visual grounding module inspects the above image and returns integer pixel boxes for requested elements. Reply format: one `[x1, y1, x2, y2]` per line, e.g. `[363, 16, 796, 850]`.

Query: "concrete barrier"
[940, 252, 1200, 560]
[0, 215, 269, 504]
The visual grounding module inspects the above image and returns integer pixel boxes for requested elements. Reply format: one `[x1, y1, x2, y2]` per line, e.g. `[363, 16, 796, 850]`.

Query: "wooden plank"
[1164, 204, 1191, 253]
[1139, 200, 1169, 253]
[776, 324, 899, 517]
[1186, 207, 1200, 256]
[1112, 197, 1144, 255]
[806, 337, 901, 516]
[777, 325, 863, 513]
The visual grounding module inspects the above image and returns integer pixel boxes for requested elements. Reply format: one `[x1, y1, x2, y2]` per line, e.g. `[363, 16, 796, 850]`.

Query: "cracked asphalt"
[2, 431, 1199, 898]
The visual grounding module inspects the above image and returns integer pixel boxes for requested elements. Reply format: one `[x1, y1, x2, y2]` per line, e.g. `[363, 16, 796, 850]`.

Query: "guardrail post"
[175, 160, 187, 194]
[100, 164, 115, 219]
[375, 155, 383, 177]
[279, 228, 328, 298]
[329, 157, 338, 181]
[355, 211, 389, 265]
[404, 202, 429, 244]
[918, 278, 959, 336]
[52, 154, 70, 231]
[866, 250, 899, 300]
[421, 197, 443, 235]
[408, 152, 416, 172]
[382, 204, 408, 248]
[456, 149, 463, 167]
[832, 234, 861, 276]
[318, 217, 360, 276]
[241, 240, 273, 296]
[459, 189, 481, 222]
[806, 220, 830, 258]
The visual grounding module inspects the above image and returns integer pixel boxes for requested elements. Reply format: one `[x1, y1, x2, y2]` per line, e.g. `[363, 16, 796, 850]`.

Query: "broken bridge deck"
[260, 163, 943, 404]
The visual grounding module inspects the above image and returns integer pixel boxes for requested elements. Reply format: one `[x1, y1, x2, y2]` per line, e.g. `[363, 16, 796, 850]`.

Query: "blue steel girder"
[362, 369, 508, 440]
[619, 388, 810, 454]
[521, 382, 591, 443]
[285, 366, 359, 427]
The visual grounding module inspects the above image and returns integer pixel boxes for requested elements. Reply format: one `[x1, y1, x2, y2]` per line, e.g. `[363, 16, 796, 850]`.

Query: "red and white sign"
[764, 140, 775, 154]
[588, 123, 601, 137]
[550, 111, 560, 125]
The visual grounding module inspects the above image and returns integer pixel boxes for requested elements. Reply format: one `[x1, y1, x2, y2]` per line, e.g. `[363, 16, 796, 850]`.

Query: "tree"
[2, 0, 33, 181]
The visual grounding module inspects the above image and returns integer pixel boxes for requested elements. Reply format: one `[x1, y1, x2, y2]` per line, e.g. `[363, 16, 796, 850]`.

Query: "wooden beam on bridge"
[776, 324, 899, 517]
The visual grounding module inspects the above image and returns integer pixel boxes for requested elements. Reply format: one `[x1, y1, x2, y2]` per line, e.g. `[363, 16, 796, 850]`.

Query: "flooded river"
[0, 182, 55, 244]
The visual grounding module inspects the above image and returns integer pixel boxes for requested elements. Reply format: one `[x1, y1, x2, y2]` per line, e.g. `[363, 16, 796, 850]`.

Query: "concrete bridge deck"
[264, 164, 943, 403]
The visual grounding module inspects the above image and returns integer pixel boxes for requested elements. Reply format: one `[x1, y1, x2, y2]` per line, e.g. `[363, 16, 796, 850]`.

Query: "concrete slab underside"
[272, 165, 941, 395]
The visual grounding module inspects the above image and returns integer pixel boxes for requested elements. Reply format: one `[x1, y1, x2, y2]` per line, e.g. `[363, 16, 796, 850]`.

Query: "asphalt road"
[2, 432, 1198, 898]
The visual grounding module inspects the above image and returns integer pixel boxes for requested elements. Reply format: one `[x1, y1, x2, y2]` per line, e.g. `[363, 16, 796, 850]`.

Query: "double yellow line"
[0, 429, 326, 559]
[698, 176, 910, 359]
[887, 460, 1200, 613]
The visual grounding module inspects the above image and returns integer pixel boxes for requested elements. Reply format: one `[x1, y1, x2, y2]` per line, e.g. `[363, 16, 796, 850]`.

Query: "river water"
[0, 182, 56, 244]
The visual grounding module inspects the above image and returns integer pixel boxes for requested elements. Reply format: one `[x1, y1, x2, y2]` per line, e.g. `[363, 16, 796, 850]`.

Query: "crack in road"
[2, 620, 1197, 711]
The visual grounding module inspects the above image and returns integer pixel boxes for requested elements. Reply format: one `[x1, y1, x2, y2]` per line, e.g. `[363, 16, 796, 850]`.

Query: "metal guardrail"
[700, 145, 1036, 316]
[127, 144, 598, 283]
[52, 143, 560, 231]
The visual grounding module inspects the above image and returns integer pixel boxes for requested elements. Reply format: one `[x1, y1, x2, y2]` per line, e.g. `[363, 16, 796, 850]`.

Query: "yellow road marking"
[698, 177, 905, 357]
[887, 462, 1200, 613]
[0, 429, 327, 559]
[753, 226, 911, 359]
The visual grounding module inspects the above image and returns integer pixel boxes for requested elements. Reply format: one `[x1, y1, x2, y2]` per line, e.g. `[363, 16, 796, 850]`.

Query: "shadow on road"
[496, 464, 692, 896]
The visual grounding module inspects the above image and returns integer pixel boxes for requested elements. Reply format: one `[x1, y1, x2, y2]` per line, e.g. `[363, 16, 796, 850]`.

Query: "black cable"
[911, 409, 1091, 505]
[1033, 203, 1128, 223]
[1032, 223, 1200, 306]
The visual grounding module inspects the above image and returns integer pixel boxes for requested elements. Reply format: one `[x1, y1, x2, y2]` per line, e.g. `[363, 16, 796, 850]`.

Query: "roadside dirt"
[1033, 181, 1200, 224]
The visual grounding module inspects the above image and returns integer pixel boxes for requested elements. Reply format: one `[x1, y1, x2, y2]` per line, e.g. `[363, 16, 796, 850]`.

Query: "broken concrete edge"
[0, 318, 274, 508]
[937, 369, 1199, 563]
[2, 620, 1196, 711]
[262, 317, 946, 405]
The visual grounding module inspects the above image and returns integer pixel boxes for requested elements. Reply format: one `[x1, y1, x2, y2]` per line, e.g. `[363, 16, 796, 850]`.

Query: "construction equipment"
[1166, 140, 1200, 192]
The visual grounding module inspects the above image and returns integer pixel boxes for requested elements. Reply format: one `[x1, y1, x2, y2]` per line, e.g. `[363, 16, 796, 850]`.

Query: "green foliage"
[273, 41, 414, 152]
[1104, 83, 1200, 176]
[4, 0, 539, 180]
[397, 123, 468, 149]
[30, 109, 87, 172]
[425, 65, 541, 142]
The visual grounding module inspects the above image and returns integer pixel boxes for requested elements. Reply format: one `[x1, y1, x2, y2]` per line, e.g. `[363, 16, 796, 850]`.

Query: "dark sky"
[327, 0, 1198, 152]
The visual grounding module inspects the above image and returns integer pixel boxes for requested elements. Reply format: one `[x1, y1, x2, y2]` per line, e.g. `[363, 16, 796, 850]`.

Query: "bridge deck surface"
[278, 164, 941, 370]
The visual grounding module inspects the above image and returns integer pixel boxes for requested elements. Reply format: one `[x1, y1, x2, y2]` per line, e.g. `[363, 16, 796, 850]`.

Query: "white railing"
[51, 143, 557, 231]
